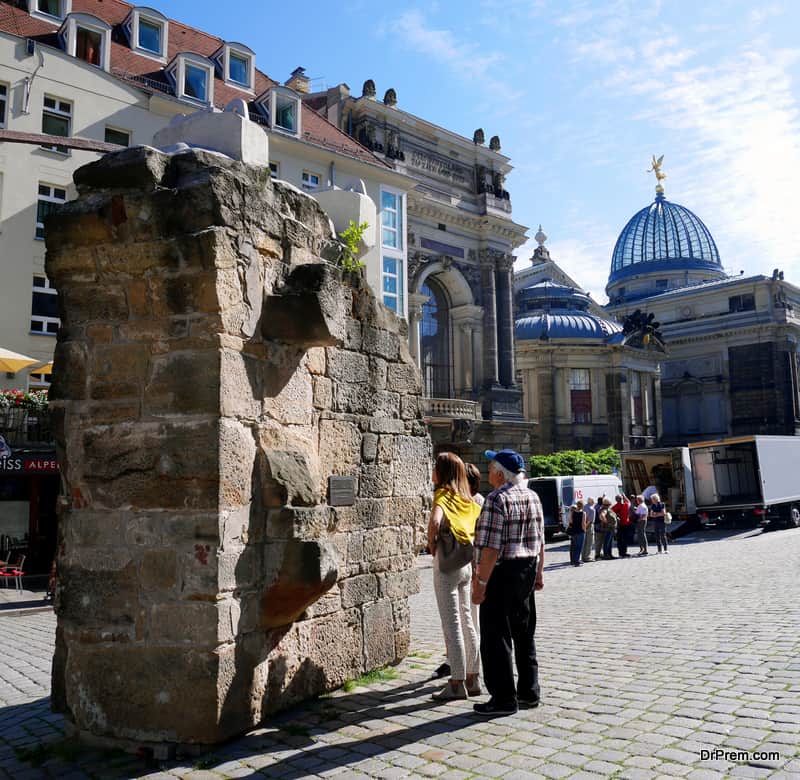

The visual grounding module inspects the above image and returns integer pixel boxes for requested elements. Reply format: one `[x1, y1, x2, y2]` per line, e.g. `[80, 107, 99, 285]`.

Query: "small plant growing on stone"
[338, 220, 369, 273]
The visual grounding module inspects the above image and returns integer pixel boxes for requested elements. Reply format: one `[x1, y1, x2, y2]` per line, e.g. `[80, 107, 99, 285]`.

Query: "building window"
[229, 52, 250, 86]
[104, 127, 130, 146]
[138, 18, 162, 54]
[631, 372, 643, 424]
[655, 279, 668, 291]
[301, 171, 320, 191]
[570, 369, 592, 423]
[421, 278, 451, 397]
[166, 54, 214, 105]
[0, 83, 7, 128]
[381, 190, 402, 250]
[76, 25, 102, 66]
[255, 87, 302, 136]
[275, 93, 298, 133]
[31, 275, 60, 335]
[42, 96, 71, 153]
[184, 64, 208, 102]
[269, 161, 279, 179]
[35, 0, 68, 19]
[729, 293, 755, 313]
[382, 257, 404, 313]
[36, 183, 66, 240]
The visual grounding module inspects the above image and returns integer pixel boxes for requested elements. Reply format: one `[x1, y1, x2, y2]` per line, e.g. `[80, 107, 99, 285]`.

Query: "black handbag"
[436, 518, 473, 573]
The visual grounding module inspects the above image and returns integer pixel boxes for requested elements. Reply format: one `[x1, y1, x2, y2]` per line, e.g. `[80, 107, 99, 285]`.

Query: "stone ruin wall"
[44, 147, 432, 748]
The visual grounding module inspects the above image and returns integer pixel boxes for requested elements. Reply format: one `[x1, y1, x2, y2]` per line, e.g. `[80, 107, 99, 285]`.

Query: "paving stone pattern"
[1, 528, 799, 778]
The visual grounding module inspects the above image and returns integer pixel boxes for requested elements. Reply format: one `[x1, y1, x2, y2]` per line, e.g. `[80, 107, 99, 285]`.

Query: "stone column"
[407, 292, 428, 368]
[479, 250, 499, 387]
[496, 254, 516, 387]
[450, 304, 483, 395]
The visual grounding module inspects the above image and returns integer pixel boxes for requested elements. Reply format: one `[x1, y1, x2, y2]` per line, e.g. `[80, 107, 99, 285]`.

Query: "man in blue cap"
[471, 449, 544, 715]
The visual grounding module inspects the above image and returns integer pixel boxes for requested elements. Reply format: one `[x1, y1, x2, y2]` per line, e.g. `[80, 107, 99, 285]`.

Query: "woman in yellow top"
[427, 452, 482, 700]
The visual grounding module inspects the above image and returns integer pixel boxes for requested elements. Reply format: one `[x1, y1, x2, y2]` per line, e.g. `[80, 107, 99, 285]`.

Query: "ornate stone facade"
[45, 147, 430, 749]
[305, 83, 530, 464]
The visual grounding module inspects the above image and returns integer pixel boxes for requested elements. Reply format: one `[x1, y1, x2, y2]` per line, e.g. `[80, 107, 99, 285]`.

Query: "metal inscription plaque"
[329, 476, 355, 507]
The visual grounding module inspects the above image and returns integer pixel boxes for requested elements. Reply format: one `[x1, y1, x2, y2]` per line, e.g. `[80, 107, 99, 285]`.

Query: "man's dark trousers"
[479, 557, 539, 705]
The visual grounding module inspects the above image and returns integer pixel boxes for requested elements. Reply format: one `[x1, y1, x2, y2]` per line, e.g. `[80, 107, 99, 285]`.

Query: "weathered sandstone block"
[46, 146, 430, 750]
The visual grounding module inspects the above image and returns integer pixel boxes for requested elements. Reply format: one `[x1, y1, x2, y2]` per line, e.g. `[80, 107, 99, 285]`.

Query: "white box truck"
[527, 474, 623, 541]
[689, 435, 800, 527]
[619, 447, 697, 522]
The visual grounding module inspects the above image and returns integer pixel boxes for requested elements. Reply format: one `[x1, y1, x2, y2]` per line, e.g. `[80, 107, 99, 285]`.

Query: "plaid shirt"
[474, 481, 544, 560]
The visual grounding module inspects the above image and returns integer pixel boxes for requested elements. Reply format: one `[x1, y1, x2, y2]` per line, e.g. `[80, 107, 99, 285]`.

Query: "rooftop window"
[138, 18, 161, 54]
[32, 0, 71, 21]
[58, 13, 112, 71]
[166, 53, 215, 106]
[212, 42, 255, 90]
[123, 7, 169, 60]
[254, 87, 302, 137]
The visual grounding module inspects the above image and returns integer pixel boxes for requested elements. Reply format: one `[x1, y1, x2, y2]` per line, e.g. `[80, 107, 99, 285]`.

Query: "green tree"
[528, 447, 619, 477]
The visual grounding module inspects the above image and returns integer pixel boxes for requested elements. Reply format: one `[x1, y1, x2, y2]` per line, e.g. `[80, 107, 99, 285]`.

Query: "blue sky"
[169, 0, 800, 303]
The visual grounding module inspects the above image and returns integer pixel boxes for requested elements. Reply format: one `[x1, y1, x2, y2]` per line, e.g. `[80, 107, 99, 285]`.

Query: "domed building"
[606, 191, 725, 305]
[515, 232, 662, 453]
[605, 169, 800, 444]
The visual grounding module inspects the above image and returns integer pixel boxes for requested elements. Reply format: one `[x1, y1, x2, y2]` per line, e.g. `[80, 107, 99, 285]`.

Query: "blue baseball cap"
[485, 449, 525, 474]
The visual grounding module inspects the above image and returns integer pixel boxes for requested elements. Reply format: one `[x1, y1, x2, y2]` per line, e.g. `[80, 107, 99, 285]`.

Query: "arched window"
[421, 278, 451, 397]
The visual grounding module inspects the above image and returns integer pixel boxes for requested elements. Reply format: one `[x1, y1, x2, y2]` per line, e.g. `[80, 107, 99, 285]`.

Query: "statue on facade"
[362, 79, 376, 98]
[383, 88, 397, 107]
[622, 309, 665, 350]
[386, 128, 404, 160]
[489, 135, 501, 151]
[473, 128, 485, 145]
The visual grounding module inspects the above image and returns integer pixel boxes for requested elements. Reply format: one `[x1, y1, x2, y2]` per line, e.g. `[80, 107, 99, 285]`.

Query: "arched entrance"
[420, 277, 451, 398]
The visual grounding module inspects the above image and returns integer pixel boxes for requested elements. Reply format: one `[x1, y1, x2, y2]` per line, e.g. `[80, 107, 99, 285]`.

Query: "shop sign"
[0, 457, 59, 474]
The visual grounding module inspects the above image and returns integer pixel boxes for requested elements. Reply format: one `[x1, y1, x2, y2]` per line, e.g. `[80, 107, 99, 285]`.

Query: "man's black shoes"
[473, 698, 518, 716]
[518, 695, 541, 708]
[432, 662, 451, 679]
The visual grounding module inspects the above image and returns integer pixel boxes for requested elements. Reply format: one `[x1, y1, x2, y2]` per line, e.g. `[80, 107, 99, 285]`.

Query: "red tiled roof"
[0, 0, 386, 167]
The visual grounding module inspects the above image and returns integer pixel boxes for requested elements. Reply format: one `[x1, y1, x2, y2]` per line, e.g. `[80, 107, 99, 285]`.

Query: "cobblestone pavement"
[1, 528, 799, 779]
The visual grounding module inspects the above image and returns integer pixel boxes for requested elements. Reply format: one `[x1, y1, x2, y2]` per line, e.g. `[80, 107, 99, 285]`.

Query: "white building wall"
[0, 33, 174, 389]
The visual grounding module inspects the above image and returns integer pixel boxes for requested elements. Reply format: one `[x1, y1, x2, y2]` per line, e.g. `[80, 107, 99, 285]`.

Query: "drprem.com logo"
[700, 749, 780, 763]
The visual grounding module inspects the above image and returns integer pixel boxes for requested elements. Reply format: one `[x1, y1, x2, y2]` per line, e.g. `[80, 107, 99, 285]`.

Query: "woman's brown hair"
[433, 452, 472, 501]
[465, 462, 481, 496]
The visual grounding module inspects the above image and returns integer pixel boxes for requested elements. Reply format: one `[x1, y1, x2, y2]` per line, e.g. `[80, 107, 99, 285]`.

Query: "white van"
[527, 474, 623, 541]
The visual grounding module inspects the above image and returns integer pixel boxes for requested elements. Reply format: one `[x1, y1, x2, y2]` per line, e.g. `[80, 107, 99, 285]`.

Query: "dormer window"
[184, 63, 208, 101]
[138, 18, 161, 53]
[229, 52, 250, 86]
[166, 53, 215, 105]
[254, 86, 302, 137]
[58, 14, 112, 71]
[123, 7, 169, 61]
[32, 0, 71, 22]
[213, 43, 255, 90]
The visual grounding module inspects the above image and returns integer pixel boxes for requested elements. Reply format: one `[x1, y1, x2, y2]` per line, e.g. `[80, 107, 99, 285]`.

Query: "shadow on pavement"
[209, 678, 496, 778]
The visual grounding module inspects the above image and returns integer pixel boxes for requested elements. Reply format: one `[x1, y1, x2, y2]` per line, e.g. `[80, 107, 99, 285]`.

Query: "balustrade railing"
[423, 397, 481, 420]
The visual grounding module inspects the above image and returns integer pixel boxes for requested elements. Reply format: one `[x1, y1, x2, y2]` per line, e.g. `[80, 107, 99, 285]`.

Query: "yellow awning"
[0, 348, 39, 374]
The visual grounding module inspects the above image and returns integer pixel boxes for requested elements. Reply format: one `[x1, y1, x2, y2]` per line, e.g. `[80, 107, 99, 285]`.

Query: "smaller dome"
[517, 281, 593, 312]
[516, 310, 623, 342]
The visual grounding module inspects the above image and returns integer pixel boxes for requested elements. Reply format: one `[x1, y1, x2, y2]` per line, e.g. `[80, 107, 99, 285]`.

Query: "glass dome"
[608, 193, 722, 285]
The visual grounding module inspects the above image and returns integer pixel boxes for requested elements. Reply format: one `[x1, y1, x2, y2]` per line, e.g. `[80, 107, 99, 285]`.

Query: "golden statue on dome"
[648, 154, 666, 194]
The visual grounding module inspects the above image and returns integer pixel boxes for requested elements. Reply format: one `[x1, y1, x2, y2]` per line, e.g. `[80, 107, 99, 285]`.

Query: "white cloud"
[391, 10, 523, 105]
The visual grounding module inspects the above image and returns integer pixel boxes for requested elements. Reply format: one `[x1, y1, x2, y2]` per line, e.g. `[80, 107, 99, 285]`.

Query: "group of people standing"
[427, 449, 544, 716]
[567, 492, 670, 566]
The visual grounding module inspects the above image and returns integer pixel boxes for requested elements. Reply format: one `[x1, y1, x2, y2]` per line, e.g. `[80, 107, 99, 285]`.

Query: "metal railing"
[0, 408, 53, 447]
